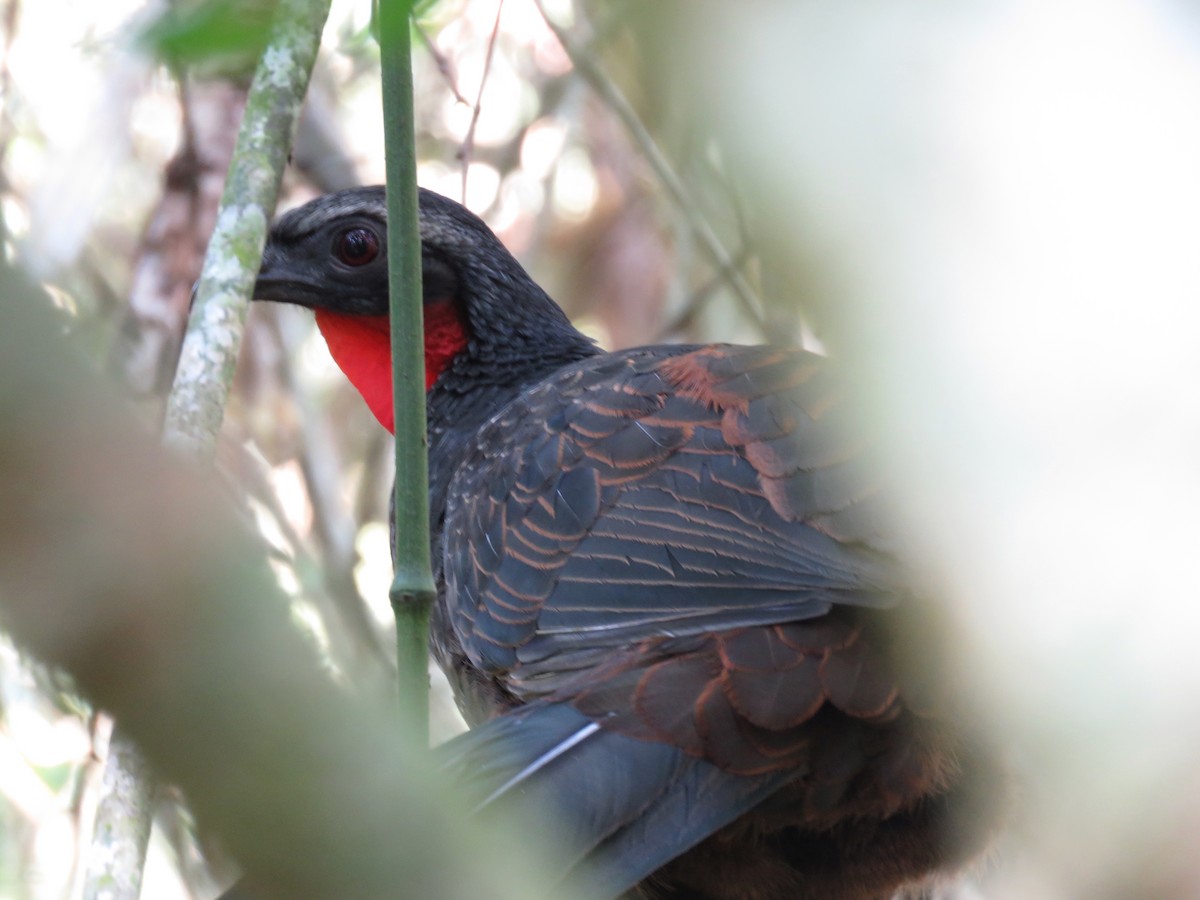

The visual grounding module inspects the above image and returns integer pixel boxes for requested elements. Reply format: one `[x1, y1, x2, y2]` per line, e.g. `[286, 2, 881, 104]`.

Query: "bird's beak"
[252, 276, 305, 306]
[252, 247, 281, 302]
[252, 254, 322, 310]
[252, 246, 305, 306]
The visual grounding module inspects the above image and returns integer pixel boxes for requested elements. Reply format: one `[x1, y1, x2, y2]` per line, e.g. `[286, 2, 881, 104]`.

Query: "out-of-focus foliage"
[138, 0, 277, 74]
[0, 262, 559, 900]
[4, 0, 1200, 898]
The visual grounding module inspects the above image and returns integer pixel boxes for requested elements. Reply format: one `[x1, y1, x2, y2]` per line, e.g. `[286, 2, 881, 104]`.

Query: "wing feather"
[443, 346, 898, 684]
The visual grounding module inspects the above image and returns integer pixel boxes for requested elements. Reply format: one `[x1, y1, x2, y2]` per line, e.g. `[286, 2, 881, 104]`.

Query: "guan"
[249, 186, 1002, 900]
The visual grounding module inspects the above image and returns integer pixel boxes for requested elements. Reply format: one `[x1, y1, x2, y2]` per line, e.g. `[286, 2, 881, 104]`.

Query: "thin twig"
[414, 19, 469, 105]
[534, 1, 768, 337]
[458, 0, 505, 203]
[654, 246, 753, 341]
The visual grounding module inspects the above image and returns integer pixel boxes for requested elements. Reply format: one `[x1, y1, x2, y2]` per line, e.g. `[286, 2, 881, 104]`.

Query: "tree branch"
[86, 1, 334, 896]
[0, 268, 557, 900]
[163, 0, 334, 460]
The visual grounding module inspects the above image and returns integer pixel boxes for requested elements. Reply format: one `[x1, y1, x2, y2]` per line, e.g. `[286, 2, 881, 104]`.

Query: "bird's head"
[254, 186, 591, 432]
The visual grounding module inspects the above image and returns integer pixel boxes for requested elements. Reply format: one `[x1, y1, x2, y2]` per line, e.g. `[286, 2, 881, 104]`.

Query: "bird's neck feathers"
[314, 298, 468, 434]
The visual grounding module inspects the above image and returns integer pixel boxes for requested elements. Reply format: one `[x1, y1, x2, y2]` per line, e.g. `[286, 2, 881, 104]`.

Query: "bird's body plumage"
[251, 186, 1002, 900]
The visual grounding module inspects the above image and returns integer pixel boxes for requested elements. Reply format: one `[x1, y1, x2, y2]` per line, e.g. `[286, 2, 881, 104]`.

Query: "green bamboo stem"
[379, 0, 436, 743]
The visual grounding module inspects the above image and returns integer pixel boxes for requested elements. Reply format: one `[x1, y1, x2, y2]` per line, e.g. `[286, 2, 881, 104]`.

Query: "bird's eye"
[333, 227, 380, 267]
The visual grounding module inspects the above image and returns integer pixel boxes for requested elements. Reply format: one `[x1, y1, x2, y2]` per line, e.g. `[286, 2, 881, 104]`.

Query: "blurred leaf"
[138, 0, 278, 75]
[37, 762, 73, 793]
[412, 0, 444, 18]
[369, 0, 443, 45]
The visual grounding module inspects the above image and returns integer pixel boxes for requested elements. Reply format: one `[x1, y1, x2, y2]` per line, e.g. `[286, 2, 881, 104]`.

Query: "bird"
[250, 186, 1003, 900]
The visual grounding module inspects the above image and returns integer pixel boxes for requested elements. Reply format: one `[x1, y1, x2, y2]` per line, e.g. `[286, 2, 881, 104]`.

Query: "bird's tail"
[439, 701, 797, 899]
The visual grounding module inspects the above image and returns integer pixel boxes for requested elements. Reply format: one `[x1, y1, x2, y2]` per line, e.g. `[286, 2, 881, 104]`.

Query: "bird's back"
[430, 343, 1002, 899]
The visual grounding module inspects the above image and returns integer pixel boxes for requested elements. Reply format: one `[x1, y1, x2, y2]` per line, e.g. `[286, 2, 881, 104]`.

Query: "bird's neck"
[314, 299, 468, 433]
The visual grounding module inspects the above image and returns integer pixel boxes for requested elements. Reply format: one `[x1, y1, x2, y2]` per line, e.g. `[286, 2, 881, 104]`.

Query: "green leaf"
[138, 0, 277, 73]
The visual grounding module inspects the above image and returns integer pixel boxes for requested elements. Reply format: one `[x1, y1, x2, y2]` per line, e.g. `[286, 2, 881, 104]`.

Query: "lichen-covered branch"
[81, 731, 155, 900]
[86, 1, 333, 897]
[163, 0, 334, 459]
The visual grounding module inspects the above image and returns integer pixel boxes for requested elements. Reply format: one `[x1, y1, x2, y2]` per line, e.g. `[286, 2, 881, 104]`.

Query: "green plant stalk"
[379, 0, 436, 743]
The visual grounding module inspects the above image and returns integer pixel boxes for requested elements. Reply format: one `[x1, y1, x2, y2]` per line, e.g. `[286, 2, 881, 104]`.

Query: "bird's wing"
[439, 699, 795, 900]
[442, 345, 910, 724]
[440, 345, 951, 881]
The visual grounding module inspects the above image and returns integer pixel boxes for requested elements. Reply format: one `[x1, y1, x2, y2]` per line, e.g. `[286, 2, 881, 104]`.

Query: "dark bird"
[251, 186, 1003, 900]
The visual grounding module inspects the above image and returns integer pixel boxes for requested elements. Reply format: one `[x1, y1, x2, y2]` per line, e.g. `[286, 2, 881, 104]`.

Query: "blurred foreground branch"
[0, 276, 553, 899]
[90, 0, 335, 894]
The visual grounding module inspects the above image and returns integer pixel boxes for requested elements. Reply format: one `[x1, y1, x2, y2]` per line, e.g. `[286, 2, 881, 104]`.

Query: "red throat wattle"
[314, 298, 468, 433]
